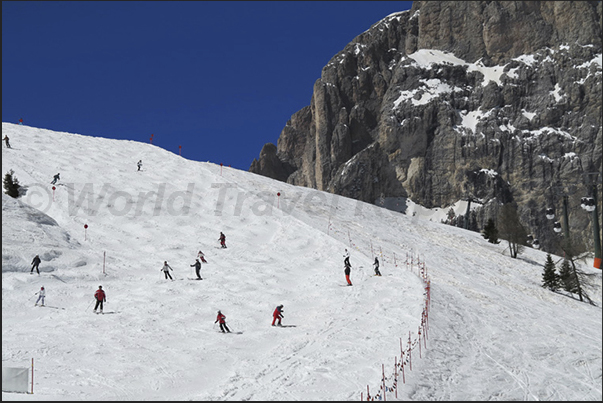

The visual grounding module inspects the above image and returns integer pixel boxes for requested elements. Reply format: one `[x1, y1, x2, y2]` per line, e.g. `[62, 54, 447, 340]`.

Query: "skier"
[272, 304, 284, 326]
[343, 249, 350, 268]
[190, 258, 202, 280]
[31, 254, 41, 275]
[3, 135, 11, 148]
[219, 232, 227, 248]
[373, 257, 382, 276]
[197, 250, 207, 263]
[161, 261, 174, 280]
[137, 160, 142, 171]
[215, 310, 231, 333]
[94, 285, 106, 313]
[51, 173, 60, 185]
[344, 258, 352, 286]
[18, 118, 23, 125]
[35, 286, 46, 306]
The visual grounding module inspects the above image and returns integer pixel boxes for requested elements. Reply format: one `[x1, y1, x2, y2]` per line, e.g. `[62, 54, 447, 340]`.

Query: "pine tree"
[541, 253, 559, 291]
[446, 208, 456, 226]
[3, 170, 21, 198]
[482, 218, 500, 244]
[558, 259, 576, 293]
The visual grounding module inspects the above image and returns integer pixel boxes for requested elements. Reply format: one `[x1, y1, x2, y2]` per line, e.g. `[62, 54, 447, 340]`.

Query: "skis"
[36, 305, 64, 310]
[188, 278, 203, 280]
[273, 325, 296, 328]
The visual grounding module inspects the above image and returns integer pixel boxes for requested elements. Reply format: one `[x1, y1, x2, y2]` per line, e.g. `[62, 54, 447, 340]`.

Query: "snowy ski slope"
[2, 122, 601, 400]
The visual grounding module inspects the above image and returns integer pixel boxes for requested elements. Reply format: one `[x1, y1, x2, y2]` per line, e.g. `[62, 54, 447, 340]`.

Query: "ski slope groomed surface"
[2, 122, 601, 400]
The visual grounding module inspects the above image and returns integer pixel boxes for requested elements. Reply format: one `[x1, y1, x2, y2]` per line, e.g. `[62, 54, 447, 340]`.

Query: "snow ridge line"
[325, 219, 431, 400]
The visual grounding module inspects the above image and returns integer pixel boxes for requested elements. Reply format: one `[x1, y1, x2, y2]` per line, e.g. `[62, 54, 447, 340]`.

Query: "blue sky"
[2, 1, 413, 170]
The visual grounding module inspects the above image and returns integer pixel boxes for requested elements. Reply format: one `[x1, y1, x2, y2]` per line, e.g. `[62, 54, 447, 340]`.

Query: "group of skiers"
[342, 248, 382, 286]
[28, 243, 381, 327]
[30, 285, 106, 313]
[214, 303, 284, 332]
[11, 136, 393, 331]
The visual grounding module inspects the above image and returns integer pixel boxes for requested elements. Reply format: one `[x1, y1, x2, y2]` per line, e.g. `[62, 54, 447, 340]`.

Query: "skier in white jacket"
[35, 287, 46, 306]
[161, 261, 174, 280]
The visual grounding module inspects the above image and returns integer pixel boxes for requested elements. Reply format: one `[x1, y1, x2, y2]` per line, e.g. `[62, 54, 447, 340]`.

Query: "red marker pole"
[179, 145, 182, 156]
[220, 163, 223, 176]
[382, 363, 386, 401]
[400, 337, 406, 384]
[52, 186, 56, 201]
[418, 327, 422, 358]
[150, 134, 154, 144]
[408, 331, 412, 371]
[394, 356, 398, 398]
[277, 192, 281, 208]
[84, 224, 88, 241]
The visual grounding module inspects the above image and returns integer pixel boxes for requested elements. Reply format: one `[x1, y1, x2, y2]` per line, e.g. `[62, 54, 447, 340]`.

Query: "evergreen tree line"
[541, 253, 598, 305]
[476, 204, 597, 305]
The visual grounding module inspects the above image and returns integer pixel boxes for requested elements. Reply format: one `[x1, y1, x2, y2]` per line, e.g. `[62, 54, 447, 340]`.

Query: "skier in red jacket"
[94, 285, 106, 313]
[215, 310, 231, 333]
[272, 304, 284, 326]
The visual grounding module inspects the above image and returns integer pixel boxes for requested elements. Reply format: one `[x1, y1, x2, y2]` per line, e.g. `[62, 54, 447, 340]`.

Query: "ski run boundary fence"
[326, 218, 431, 401]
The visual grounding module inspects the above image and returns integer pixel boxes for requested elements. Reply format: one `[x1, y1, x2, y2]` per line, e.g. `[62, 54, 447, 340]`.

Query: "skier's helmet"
[99, 285, 102, 289]
[41, 287, 44, 289]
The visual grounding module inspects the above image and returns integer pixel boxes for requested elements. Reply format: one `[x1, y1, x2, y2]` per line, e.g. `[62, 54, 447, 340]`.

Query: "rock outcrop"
[250, 1, 602, 256]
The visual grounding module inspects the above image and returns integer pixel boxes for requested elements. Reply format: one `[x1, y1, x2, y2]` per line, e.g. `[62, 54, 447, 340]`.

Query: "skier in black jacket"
[190, 259, 202, 280]
[344, 259, 352, 286]
[31, 255, 41, 275]
[373, 257, 382, 276]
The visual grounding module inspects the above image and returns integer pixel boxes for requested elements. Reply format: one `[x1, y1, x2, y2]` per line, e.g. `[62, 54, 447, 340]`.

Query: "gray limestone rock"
[250, 1, 602, 255]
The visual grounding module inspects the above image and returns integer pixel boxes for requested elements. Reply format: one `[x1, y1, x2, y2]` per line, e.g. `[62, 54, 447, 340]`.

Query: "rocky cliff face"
[250, 1, 602, 256]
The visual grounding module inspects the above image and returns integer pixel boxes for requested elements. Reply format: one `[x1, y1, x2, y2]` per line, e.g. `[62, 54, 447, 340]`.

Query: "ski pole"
[86, 299, 94, 311]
